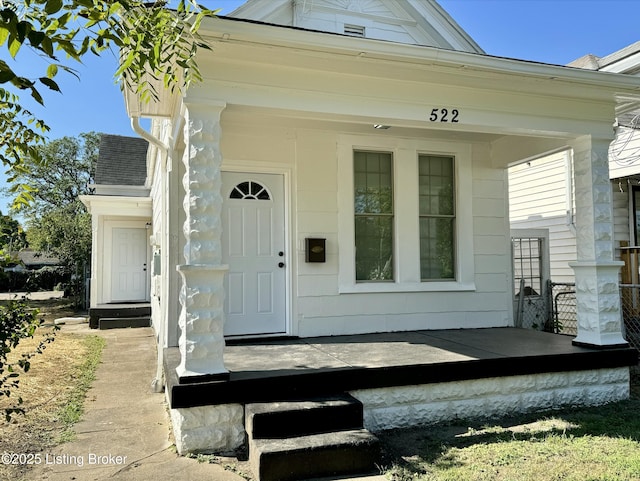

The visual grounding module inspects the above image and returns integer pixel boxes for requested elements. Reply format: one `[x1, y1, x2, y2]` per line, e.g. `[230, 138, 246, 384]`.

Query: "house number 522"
[429, 108, 459, 123]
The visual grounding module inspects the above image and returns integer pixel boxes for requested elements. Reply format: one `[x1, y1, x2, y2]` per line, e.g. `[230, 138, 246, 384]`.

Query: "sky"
[3, 0, 640, 212]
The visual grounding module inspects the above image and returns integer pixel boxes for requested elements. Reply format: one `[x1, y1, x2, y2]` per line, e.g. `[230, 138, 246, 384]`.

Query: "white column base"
[570, 261, 628, 348]
[176, 264, 230, 383]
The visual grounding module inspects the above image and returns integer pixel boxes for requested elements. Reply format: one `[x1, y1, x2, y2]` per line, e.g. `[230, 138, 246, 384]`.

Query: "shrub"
[0, 266, 70, 292]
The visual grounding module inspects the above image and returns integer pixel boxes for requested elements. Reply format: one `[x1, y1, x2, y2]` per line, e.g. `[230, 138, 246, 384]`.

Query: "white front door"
[222, 172, 287, 337]
[111, 228, 148, 302]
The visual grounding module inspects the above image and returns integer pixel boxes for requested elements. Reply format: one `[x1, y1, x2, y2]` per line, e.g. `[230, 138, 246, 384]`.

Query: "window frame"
[353, 150, 395, 283]
[337, 135, 475, 293]
[418, 153, 456, 281]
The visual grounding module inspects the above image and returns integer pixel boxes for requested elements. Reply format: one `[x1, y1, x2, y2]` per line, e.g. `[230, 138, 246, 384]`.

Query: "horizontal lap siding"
[609, 127, 640, 180]
[296, 131, 340, 300]
[612, 185, 630, 260]
[508, 152, 577, 283]
[297, 140, 511, 336]
[222, 118, 511, 337]
[509, 153, 633, 284]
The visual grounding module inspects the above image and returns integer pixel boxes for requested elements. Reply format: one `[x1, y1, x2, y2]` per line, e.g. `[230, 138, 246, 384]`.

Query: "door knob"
[278, 262, 285, 268]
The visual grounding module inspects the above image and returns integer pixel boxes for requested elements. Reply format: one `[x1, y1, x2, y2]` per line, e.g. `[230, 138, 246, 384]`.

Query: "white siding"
[509, 152, 569, 221]
[221, 114, 512, 337]
[609, 127, 640, 179]
[509, 151, 633, 285]
[150, 148, 163, 335]
[613, 183, 630, 256]
[508, 151, 578, 283]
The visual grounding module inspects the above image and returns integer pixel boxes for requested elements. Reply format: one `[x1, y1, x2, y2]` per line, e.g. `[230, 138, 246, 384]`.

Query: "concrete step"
[250, 429, 380, 481]
[246, 394, 364, 439]
[246, 394, 380, 481]
[89, 305, 151, 328]
[99, 317, 151, 329]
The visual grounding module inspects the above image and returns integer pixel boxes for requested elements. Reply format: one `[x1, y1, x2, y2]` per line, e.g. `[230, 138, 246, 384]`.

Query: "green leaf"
[16, 21, 32, 43]
[8, 37, 21, 59]
[29, 86, 44, 105]
[0, 27, 9, 47]
[0, 69, 15, 84]
[27, 30, 45, 48]
[38, 77, 60, 92]
[40, 36, 54, 57]
[46, 63, 58, 79]
[44, 0, 63, 15]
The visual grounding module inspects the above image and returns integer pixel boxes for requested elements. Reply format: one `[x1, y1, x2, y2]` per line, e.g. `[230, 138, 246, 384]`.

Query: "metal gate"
[511, 229, 550, 330]
[548, 281, 577, 335]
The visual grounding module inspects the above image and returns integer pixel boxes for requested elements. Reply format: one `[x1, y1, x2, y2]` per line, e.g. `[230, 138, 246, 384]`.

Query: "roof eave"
[201, 16, 640, 99]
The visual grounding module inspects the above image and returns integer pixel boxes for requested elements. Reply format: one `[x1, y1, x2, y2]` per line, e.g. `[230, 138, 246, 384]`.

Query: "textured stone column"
[569, 135, 627, 348]
[176, 100, 229, 383]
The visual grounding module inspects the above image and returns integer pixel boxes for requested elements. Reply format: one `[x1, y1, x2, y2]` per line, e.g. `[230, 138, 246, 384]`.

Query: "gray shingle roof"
[17, 249, 60, 267]
[95, 134, 148, 186]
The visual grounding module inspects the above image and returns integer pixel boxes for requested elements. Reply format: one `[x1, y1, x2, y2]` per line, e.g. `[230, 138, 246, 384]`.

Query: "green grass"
[56, 335, 105, 443]
[380, 395, 640, 481]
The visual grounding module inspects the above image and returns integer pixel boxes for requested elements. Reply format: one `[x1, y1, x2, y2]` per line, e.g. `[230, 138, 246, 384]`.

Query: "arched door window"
[229, 181, 271, 200]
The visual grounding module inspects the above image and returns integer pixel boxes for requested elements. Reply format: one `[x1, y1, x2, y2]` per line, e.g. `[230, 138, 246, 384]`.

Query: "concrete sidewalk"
[30, 326, 247, 481]
[29, 326, 387, 481]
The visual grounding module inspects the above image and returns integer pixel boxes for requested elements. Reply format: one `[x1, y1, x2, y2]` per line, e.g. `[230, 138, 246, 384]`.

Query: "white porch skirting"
[168, 367, 630, 454]
[351, 367, 630, 432]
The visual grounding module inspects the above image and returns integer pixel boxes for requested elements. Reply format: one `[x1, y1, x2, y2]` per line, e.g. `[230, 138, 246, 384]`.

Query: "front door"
[111, 227, 148, 302]
[222, 172, 287, 336]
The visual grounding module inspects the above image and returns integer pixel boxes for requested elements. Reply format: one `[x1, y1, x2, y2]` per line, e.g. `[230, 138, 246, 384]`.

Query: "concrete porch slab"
[165, 328, 638, 409]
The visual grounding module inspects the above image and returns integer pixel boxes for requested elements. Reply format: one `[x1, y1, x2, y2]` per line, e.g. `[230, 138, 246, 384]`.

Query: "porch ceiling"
[165, 328, 637, 409]
[219, 104, 573, 169]
[221, 104, 505, 143]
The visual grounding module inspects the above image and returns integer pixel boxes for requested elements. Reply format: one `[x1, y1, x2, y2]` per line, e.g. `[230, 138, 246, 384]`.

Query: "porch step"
[89, 305, 151, 328]
[246, 394, 365, 439]
[98, 317, 151, 330]
[246, 394, 380, 481]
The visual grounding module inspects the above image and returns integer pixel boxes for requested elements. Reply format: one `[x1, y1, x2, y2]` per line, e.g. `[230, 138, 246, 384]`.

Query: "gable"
[228, 0, 484, 53]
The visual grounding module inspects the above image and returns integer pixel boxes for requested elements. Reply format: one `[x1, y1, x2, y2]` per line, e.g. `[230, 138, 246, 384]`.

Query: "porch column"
[176, 99, 229, 383]
[569, 135, 627, 348]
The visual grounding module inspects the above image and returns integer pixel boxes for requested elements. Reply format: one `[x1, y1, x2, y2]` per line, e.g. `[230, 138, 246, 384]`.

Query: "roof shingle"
[95, 134, 148, 186]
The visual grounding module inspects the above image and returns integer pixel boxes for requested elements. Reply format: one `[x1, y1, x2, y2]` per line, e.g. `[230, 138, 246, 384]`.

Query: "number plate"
[429, 108, 459, 123]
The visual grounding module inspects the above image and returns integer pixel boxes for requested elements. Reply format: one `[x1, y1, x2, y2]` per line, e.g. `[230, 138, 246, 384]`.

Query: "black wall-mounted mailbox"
[305, 238, 326, 263]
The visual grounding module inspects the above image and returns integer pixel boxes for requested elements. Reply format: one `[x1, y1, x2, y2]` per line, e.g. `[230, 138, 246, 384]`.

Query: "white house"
[82, 0, 640, 467]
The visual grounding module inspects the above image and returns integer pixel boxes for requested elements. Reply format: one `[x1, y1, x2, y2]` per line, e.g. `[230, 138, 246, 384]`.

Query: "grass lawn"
[379, 370, 640, 481]
[0, 298, 104, 481]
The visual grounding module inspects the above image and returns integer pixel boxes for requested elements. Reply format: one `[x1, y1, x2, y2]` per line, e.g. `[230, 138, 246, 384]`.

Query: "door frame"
[103, 219, 151, 304]
[222, 166, 294, 338]
[510, 228, 550, 328]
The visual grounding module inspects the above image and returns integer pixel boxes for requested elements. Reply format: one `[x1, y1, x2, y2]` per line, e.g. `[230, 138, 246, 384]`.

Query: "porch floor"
[165, 328, 638, 409]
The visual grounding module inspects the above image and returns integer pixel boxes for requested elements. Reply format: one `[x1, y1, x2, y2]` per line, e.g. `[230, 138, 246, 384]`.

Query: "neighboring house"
[4, 249, 61, 272]
[81, 0, 640, 461]
[84, 134, 151, 317]
[508, 42, 640, 311]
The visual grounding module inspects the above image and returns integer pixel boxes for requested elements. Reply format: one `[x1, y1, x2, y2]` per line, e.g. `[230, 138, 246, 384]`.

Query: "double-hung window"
[338, 136, 473, 293]
[419, 154, 455, 280]
[354, 151, 394, 281]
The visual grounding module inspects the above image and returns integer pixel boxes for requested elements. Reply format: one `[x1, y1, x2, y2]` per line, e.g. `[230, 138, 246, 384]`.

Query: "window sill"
[339, 281, 476, 294]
